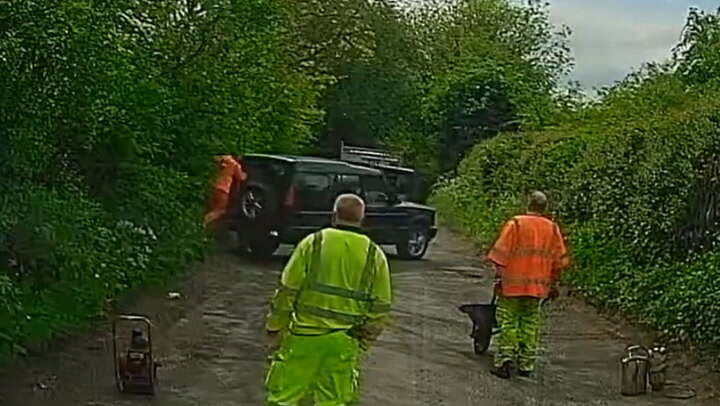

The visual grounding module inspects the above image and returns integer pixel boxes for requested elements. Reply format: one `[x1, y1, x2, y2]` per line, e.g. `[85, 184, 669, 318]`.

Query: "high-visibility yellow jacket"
[266, 226, 392, 337]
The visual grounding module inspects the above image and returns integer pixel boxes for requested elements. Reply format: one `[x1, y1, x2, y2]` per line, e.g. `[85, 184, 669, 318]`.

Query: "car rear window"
[362, 175, 387, 193]
[332, 174, 361, 195]
[243, 159, 289, 178]
[294, 172, 332, 191]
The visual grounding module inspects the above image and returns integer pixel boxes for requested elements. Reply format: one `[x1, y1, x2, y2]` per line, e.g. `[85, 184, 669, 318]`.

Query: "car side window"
[295, 173, 331, 191]
[294, 172, 333, 211]
[362, 175, 391, 205]
[244, 160, 287, 179]
[333, 174, 362, 196]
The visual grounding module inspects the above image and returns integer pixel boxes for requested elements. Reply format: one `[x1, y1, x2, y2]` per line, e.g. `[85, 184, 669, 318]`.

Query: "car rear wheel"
[239, 186, 275, 221]
[396, 226, 430, 260]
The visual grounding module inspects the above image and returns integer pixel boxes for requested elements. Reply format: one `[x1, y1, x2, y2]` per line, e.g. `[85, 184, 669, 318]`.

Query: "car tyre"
[396, 226, 430, 260]
[236, 184, 277, 224]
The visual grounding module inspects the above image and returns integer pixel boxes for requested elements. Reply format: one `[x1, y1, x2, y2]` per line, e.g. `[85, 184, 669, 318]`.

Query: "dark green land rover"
[227, 154, 437, 260]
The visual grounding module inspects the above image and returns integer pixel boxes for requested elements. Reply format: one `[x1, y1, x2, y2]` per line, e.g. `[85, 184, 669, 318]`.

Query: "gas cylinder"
[620, 345, 650, 396]
[648, 346, 668, 392]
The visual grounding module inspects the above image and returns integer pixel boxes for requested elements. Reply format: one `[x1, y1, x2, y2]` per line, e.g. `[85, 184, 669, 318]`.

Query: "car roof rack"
[339, 141, 405, 168]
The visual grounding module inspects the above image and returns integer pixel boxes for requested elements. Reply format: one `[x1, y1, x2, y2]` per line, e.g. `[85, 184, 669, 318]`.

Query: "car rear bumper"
[282, 225, 439, 245]
[278, 226, 318, 244]
[231, 224, 439, 246]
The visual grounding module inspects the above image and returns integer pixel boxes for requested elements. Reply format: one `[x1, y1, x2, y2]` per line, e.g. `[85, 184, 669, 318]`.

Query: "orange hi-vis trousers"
[204, 187, 230, 226]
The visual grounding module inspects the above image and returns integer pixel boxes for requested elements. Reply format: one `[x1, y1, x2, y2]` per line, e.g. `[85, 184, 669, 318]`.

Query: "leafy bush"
[0, 0, 322, 362]
[433, 62, 720, 344]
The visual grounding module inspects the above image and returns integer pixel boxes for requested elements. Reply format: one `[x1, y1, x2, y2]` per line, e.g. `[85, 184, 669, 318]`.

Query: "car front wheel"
[396, 227, 430, 260]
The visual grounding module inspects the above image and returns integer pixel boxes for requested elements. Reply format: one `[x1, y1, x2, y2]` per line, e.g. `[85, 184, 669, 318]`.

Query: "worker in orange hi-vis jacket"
[486, 190, 570, 380]
[204, 155, 247, 228]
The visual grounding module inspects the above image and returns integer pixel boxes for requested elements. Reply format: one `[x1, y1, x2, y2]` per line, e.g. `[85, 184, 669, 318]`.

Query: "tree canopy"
[0, 0, 574, 360]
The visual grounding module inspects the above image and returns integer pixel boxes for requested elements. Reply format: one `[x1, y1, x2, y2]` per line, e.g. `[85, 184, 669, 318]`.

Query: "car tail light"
[285, 185, 296, 207]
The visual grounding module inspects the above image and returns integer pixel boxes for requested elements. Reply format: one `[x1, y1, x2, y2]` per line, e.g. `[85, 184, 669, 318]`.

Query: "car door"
[291, 171, 334, 234]
[360, 174, 404, 244]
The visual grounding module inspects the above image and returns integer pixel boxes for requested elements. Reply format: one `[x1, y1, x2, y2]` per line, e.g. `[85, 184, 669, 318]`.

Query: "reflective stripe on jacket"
[266, 227, 392, 335]
[487, 214, 570, 298]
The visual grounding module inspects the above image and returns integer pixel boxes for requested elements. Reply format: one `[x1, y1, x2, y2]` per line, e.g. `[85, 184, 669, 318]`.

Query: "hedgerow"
[433, 68, 720, 344]
[0, 0, 321, 361]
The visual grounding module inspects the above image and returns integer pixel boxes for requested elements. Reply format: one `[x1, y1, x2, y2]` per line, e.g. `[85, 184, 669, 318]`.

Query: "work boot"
[490, 362, 512, 379]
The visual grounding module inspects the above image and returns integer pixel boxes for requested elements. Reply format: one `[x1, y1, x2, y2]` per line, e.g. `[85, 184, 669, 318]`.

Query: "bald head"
[528, 190, 548, 213]
[214, 154, 232, 165]
[333, 194, 365, 226]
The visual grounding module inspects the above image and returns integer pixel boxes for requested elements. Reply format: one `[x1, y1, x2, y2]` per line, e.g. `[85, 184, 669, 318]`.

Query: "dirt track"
[0, 228, 718, 405]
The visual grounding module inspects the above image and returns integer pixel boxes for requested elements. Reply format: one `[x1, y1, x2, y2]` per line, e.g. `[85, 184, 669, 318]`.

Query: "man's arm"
[265, 234, 314, 332]
[231, 159, 247, 183]
[493, 265, 505, 296]
[487, 219, 516, 295]
[487, 219, 517, 268]
[354, 246, 392, 349]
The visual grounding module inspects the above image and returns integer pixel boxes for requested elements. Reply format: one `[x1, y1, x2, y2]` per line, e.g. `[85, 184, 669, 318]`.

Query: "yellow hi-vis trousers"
[265, 331, 361, 406]
[493, 296, 543, 372]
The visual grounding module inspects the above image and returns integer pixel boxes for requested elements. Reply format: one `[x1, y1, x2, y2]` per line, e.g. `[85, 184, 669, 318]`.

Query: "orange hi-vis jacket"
[213, 155, 246, 194]
[487, 213, 570, 299]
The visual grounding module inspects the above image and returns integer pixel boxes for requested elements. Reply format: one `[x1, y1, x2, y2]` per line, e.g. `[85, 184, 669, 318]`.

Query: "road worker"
[264, 193, 392, 406]
[204, 154, 247, 228]
[487, 191, 570, 379]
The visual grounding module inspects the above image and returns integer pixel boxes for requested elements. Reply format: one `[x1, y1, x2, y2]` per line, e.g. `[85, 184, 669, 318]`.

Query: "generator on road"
[112, 315, 159, 395]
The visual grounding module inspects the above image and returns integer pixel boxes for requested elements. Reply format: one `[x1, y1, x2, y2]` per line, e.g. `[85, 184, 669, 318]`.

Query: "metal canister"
[648, 346, 668, 391]
[620, 345, 650, 396]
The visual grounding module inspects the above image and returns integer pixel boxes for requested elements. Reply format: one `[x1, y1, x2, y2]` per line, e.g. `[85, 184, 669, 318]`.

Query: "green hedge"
[432, 73, 720, 344]
[0, 0, 321, 361]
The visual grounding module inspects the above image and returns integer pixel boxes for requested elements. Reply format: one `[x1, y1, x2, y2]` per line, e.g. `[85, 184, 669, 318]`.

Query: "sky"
[548, 0, 719, 90]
